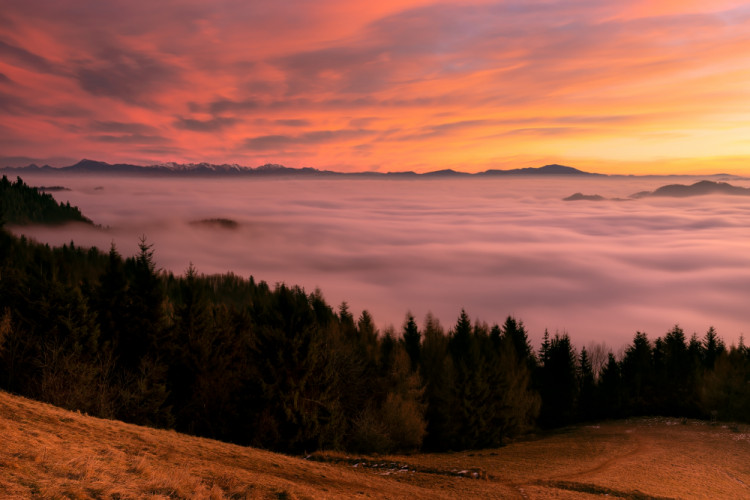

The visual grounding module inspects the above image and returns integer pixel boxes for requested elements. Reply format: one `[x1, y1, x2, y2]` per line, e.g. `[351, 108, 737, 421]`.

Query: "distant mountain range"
[565, 180, 750, 201]
[2, 159, 602, 177]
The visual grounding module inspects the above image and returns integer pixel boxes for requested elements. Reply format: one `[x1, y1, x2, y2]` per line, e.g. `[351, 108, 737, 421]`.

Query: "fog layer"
[12, 174, 750, 349]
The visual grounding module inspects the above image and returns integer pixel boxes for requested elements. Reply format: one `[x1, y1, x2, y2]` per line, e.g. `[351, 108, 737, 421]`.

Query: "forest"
[0, 175, 92, 225]
[1, 175, 749, 454]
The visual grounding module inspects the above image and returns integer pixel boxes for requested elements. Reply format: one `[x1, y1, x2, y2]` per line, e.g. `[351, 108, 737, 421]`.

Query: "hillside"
[632, 180, 750, 198]
[2, 390, 749, 499]
[0, 175, 92, 225]
[565, 180, 750, 201]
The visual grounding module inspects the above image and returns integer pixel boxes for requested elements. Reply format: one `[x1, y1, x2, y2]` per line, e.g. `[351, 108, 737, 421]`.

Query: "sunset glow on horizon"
[3, 0, 750, 174]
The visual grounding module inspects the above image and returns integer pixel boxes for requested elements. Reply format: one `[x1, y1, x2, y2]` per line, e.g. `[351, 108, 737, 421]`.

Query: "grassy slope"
[2, 390, 750, 500]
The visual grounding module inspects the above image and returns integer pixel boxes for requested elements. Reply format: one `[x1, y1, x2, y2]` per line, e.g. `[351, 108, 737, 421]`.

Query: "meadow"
[2, 389, 748, 499]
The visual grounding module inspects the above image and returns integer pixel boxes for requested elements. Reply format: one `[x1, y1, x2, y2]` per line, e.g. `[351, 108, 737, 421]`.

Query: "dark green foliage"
[501, 316, 534, 364]
[444, 312, 491, 449]
[165, 265, 248, 439]
[401, 313, 420, 372]
[597, 353, 623, 418]
[577, 347, 596, 420]
[0, 175, 92, 225]
[420, 313, 454, 449]
[702, 326, 725, 370]
[653, 325, 693, 414]
[420, 312, 538, 450]
[249, 284, 345, 452]
[621, 331, 654, 414]
[348, 328, 426, 454]
[537, 333, 578, 427]
[489, 320, 540, 438]
[701, 344, 750, 421]
[121, 237, 166, 367]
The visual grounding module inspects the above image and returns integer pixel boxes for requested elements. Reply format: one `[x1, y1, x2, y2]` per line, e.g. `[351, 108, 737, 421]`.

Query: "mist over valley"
[10, 172, 750, 348]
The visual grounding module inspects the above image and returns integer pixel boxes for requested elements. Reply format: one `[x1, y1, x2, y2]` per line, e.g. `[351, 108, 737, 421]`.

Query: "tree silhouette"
[402, 313, 421, 372]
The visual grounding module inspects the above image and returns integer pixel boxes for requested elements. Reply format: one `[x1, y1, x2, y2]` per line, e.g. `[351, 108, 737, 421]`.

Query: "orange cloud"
[2, 0, 750, 174]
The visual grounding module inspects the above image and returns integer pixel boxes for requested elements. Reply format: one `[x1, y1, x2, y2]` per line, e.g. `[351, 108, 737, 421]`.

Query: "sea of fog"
[10, 173, 750, 351]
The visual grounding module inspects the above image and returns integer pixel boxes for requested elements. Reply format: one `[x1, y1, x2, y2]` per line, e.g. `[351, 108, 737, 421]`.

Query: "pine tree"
[167, 263, 215, 434]
[538, 333, 578, 427]
[420, 313, 454, 450]
[402, 313, 421, 372]
[702, 326, 725, 370]
[597, 352, 623, 418]
[658, 325, 693, 414]
[502, 315, 533, 362]
[122, 236, 165, 367]
[622, 331, 653, 414]
[251, 284, 343, 452]
[577, 347, 595, 420]
[488, 324, 540, 440]
[94, 243, 129, 350]
[539, 329, 551, 366]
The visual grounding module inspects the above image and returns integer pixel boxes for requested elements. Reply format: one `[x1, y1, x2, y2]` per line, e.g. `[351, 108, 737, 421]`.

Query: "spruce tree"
[597, 352, 623, 418]
[622, 331, 653, 414]
[402, 313, 421, 372]
[577, 347, 595, 420]
[702, 326, 725, 370]
[538, 333, 578, 427]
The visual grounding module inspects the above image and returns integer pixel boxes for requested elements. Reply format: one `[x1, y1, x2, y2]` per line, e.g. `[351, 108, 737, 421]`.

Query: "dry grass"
[368, 418, 750, 499]
[0, 391, 507, 499]
[2, 390, 749, 499]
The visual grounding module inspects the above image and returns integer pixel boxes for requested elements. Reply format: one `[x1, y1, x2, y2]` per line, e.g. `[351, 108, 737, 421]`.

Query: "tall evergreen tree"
[121, 236, 165, 367]
[702, 326, 725, 370]
[621, 331, 654, 414]
[597, 352, 623, 418]
[538, 333, 578, 427]
[251, 284, 343, 452]
[489, 323, 540, 440]
[420, 313, 454, 450]
[502, 315, 533, 363]
[402, 313, 421, 372]
[578, 346, 596, 420]
[657, 325, 693, 415]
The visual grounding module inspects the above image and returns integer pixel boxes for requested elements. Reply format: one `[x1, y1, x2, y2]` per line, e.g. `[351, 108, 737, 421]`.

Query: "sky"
[3, 0, 750, 174]
[12, 173, 750, 350]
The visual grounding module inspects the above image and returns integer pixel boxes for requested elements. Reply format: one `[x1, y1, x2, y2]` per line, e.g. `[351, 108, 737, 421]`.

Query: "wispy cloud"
[74, 46, 181, 106]
[244, 129, 376, 151]
[1, 0, 750, 172]
[174, 117, 240, 133]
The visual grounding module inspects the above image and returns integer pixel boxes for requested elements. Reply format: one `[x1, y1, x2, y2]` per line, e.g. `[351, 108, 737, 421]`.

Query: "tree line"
[1, 180, 749, 453]
[0, 175, 92, 225]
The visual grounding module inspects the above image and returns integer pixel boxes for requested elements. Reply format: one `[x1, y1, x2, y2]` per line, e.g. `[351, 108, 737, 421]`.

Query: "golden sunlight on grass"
[2, 389, 749, 499]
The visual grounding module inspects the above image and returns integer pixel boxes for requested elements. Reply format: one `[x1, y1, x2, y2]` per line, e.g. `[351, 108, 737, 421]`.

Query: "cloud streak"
[1, 1, 750, 172]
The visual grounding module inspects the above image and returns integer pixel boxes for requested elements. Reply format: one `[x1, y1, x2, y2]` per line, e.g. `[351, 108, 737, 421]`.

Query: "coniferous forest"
[1, 176, 749, 454]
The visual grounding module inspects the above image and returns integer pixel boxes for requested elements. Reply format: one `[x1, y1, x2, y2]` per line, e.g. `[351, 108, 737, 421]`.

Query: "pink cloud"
[1, 1, 750, 173]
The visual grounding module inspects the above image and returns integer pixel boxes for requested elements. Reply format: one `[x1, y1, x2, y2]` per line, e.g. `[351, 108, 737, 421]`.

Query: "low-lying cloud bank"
[11, 174, 750, 350]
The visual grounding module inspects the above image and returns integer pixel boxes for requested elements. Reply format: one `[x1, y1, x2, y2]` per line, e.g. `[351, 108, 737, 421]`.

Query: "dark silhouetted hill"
[0, 175, 92, 225]
[631, 180, 750, 198]
[481, 164, 600, 176]
[563, 193, 606, 201]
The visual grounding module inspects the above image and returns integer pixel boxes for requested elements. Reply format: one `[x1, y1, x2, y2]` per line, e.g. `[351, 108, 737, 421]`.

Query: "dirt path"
[519, 427, 676, 500]
[316, 428, 652, 499]
[553, 428, 648, 482]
